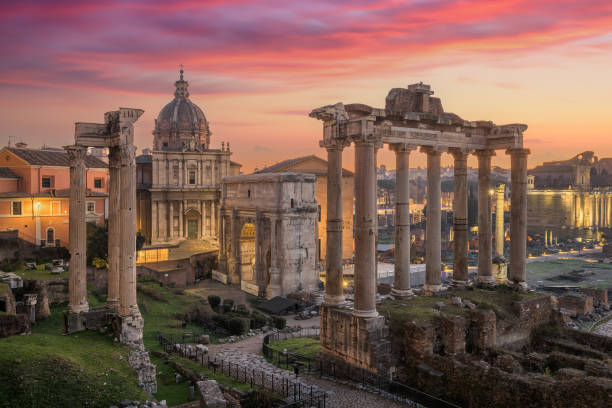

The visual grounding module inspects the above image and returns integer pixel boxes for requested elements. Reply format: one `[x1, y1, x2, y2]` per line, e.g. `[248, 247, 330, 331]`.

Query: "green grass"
[268, 337, 321, 360]
[13, 263, 69, 281]
[137, 281, 217, 349]
[527, 259, 612, 289]
[0, 304, 147, 408]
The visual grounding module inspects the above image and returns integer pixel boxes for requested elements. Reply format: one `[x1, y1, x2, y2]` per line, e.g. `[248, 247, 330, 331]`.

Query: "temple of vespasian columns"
[63, 107, 146, 346]
[310, 83, 529, 372]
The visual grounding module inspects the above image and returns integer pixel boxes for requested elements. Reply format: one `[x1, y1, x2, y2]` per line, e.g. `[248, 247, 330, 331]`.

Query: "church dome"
[153, 68, 211, 150]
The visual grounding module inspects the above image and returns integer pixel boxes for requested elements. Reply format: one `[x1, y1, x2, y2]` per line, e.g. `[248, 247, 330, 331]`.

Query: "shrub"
[222, 298, 235, 313]
[228, 317, 249, 335]
[236, 304, 249, 315]
[272, 316, 286, 330]
[212, 314, 231, 329]
[250, 311, 268, 329]
[208, 295, 221, 310]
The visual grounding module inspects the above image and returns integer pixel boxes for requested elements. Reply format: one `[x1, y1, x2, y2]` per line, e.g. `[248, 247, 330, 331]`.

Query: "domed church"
[136, 69, 241, 248]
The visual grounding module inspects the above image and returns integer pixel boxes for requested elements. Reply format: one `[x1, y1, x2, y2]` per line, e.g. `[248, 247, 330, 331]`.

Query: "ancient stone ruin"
[63, 108, 157, 394]
[311, 83, 530, 372]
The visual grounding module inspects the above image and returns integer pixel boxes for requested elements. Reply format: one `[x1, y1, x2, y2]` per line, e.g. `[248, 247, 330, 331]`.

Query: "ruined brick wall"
[497, 296, 553, 348]
[559, 294, 594, 316]
[579, 288, 609, 307]
[0, 313, 30, 338]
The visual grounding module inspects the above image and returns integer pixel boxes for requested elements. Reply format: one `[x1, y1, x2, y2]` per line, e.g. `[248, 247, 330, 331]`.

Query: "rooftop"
[6, 147, 108, 168]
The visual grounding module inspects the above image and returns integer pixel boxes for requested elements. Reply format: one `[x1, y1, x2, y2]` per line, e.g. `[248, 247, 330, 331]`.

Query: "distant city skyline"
[1, 1, 611, 173]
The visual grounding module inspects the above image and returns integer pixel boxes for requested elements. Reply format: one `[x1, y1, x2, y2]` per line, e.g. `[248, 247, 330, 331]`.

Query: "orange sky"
[1, 0, 611, 172]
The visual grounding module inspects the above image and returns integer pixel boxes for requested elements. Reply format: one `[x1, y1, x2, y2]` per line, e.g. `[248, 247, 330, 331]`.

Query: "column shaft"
[391, 145, 414, 295]
[476, 150, 495, 283]
[179, 201, 184, 238]
[508, 148, 530, 288]
[119, 144, 139, 317]
[495, 185, 505, 256]
[107, 146, 121, 309]
[201, 200, 207, 237]
[169, 201, 174, 239]
[423, 148, 442, 292]
[353, 140, 378, 317]
[324, 146, 345, 304]
[451, 150, 469, 285]
[266, 216, 281, 298]
[211, 201, 217, 238]
[66, 146, 89, 314]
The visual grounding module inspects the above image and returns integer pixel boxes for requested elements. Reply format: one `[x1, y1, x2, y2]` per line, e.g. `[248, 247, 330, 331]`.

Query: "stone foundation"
[128, 348, 157, 395]
[558, 293, 594, 317]
[579, 288, 609, 308]
[115, 309, 145, 347]
[63, 306, 115, 334]
[319, 304, 390, 373]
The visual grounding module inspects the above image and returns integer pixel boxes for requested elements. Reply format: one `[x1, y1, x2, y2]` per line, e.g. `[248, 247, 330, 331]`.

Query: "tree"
[86, 222, 108, 265]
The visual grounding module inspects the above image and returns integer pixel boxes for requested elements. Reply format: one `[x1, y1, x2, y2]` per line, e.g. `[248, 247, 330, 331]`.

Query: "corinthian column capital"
[119, 144, 137, 167]
[65, 145, 88, 168]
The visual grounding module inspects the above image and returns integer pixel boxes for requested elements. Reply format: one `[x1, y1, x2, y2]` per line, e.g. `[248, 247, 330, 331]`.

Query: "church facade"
[137, 70, 240, 246]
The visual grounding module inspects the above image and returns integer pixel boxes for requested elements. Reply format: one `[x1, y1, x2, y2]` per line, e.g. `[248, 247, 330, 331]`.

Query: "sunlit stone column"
[476, 150, 495, 284]
[390, 143, 416, 296]
[179, 200, 184, 238]
[169, 201, 174, 239]
[107, 146, 121, 310]
[607, 195, 612, 227]
[495, 184, 505, 257]
[266, 215, 281, 298]
[211, 201, 217, 238]
[450, 148, 469, 286]
[321, 138, 349, 304]
[119, 144, 139, 317]
[66, 145, 89, 314]
[422, 146, 443, 293]
[353, 134, 381, 317]
[507, 148, 530, 289]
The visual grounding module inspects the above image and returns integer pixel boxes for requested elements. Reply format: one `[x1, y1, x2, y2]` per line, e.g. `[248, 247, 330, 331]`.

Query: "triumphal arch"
[311, 83, 529, 371]
[217, 172, 318, 298]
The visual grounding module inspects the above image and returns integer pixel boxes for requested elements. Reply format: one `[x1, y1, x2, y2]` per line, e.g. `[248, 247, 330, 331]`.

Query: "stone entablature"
[218, 172, 318, 298]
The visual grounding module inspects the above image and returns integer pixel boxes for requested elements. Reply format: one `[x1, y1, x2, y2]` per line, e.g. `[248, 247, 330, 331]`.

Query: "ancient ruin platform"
[319, 303, 390, 373]
[63, 306, 116, 334]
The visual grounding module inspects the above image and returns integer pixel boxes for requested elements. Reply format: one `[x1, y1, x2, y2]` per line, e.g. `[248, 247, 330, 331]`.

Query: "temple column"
[66, 145, 89, 314]
[106, 146, 121, 309]
[352, 135, 380, 317]
[321, 140, 348, 304]
[119, 144, 139, 317]
[266, 215, 281, 298]
[608, 195, 612, 227]
[476, 150, 495, 283]
[390, 143, 416, 296]
[495, 185, 505, 257]
[507, 148, 530, 289]
[211, 201, 217, 238]
[450, 148, 469, 285]
[422, 146, 443, 293]
[179, 200, 184, 238]
[201, 200, 207, 238]
[169, 201, 174, 239]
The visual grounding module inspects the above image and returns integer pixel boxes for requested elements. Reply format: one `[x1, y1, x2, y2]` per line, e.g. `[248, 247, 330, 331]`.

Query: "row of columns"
[66, 144, 139, 317]
[323, 137, 530, 316]
[151, 199, 217, 242]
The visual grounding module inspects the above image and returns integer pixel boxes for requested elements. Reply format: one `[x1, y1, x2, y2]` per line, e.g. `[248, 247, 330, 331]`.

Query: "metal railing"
[262, 329, 461, 408]
[157, 332, 327, 407]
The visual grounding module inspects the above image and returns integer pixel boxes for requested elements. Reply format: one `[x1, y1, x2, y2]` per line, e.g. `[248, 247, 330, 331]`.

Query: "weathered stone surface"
[558, 293, 594, 317]
[128, 349, 157, 396]
[0, 284, 17, 314]
[470, 309, 496, 352]
[579, 288, 609, 307]
[0, 313, 30, 338]
[197, 380, 227, 408]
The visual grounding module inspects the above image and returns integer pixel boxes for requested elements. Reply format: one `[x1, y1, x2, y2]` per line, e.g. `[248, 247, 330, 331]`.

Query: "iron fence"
[157, 332, 327, 408]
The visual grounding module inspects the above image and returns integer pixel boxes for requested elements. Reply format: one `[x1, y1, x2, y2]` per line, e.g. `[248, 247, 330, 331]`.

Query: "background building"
[0, 145, 108, 247]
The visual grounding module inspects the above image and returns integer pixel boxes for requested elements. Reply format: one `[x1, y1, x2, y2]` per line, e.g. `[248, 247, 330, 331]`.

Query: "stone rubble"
[109, 399, 167, 408]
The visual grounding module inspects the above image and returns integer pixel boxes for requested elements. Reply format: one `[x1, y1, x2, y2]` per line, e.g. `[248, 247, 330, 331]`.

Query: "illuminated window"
[87, 202, 95, 212]
[11, 201, 21, 215]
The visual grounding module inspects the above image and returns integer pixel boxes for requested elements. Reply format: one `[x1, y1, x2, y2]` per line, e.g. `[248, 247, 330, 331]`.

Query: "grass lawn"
[0, 302, 147, 408]
[12, 263, 69, 281]
[527, 258, 612, 289]
[268, 337, 321, 360]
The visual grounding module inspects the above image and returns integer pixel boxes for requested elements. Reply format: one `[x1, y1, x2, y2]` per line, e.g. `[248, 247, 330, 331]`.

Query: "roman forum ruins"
[64, 107, 145, 345]
[311, 83, 529, 371]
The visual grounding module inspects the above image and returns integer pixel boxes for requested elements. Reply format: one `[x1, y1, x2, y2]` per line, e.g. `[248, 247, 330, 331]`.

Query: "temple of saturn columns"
[310, 83, 529, 372]
[63, 108, 145, 346]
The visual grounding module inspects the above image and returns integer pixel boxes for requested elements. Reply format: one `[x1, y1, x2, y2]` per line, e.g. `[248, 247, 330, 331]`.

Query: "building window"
[12, 201, 22, 215]
[46, 228, 55, 246]
[87, 202, 95, 212]
[94, 178, 103, 188]
[189, 170, 196, 185]
[318, 205, 321, 222]
[41, 176, 52, 188]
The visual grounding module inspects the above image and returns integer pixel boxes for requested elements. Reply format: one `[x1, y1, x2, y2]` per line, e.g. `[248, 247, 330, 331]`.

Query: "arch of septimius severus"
[311, 83, 529, 371]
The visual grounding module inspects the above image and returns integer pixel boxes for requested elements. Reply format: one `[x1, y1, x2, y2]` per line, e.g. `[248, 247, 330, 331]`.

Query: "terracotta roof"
[0, 167, 19, 179]
[6, 147, 108, 168]
[256, 155, 353, 176]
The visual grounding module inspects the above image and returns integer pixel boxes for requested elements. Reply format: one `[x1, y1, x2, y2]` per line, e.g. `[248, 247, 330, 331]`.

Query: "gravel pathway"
[593, 318, 612, 337]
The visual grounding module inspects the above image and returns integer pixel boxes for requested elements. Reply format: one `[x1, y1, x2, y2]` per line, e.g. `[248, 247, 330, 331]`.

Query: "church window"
[189, 170, 196, 185]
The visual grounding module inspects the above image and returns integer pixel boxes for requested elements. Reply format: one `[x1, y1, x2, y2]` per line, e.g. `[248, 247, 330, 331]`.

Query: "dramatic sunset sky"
[1, 0, 611, 172]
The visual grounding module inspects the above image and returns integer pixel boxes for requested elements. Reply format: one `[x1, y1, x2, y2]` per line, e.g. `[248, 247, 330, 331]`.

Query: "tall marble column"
[201, 200, 207, 238]
[169, 201, 174, 239]
[391, 143, 415, 296]
[119, 144, 139, 317]
[66, 145, 89, 314]
[608, 195, 612, 227]
[179, 200, 184, 238]
[507, 148, 530, 289]
[450, 149, 469, 285]
[422, 146, 443, 293]
[266, 215, 281, 298]
[321, 140, 347, 304]
[476, 150, 495, 283]
[353, 135, 380, 317]
[495, 184, 505, 257]
[211, 201, 217, 238]
[107, 146, 121, 309]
